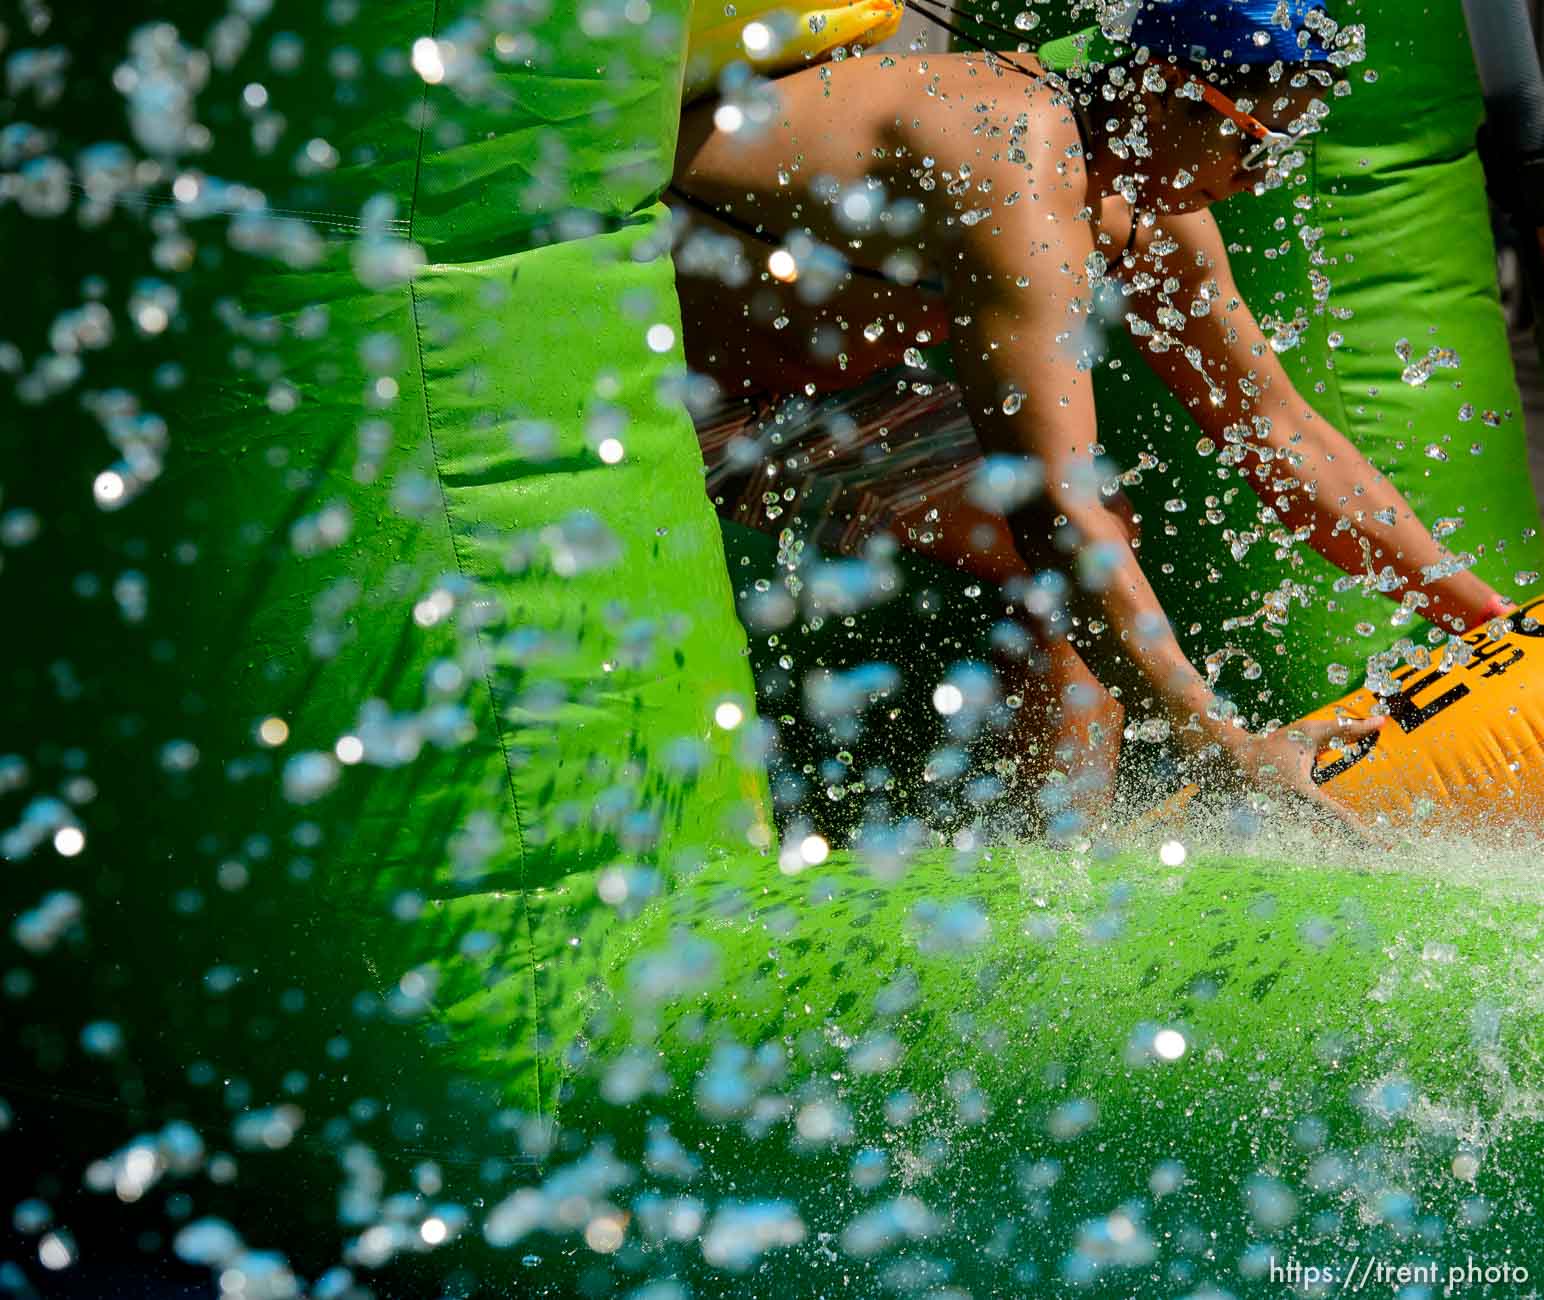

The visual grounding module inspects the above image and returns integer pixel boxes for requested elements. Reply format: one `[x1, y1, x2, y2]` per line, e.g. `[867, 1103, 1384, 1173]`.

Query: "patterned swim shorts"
[694, 368, 985, 556]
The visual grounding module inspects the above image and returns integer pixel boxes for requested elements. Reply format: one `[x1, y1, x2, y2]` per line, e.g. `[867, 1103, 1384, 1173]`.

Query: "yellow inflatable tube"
[1136, 598, 1544, 833]
[1301, 597, 1544, 827]
[684, 0, 904, 105]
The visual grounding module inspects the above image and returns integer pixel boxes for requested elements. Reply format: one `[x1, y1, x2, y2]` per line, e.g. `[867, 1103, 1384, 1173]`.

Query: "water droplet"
[39, 1230, 77, 1271]
[1399, 342, 1460, 387]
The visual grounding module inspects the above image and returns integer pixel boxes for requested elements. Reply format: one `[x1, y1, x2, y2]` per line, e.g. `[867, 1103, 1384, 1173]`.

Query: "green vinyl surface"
[1, 0, 767, 1266]
[562, 843, 1544, 1295]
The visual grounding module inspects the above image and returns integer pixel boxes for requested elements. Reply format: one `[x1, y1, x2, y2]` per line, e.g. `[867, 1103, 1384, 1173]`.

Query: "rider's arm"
[943, 145, 1386, 826]
[1128, 208, 1506, 633]
[942, 132, 1232, 748]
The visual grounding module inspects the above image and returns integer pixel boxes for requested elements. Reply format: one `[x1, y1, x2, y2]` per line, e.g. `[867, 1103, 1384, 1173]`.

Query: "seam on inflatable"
[404, 0, 548, 1120]
[406, 0, 438, 249]
[409, 275, 545, 1119]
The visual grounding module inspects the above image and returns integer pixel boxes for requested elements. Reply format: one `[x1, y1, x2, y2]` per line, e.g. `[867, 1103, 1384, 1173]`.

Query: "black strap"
[901, 0, 1048, 83]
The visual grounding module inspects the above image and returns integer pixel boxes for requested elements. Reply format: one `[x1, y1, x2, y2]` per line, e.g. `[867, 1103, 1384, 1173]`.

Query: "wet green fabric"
[2, 0, 766, 1265]
[563, 845, 1542, 1294]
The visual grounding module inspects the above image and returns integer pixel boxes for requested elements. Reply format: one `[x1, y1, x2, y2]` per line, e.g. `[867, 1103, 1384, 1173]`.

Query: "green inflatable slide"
[1, 0, 1541, 1296]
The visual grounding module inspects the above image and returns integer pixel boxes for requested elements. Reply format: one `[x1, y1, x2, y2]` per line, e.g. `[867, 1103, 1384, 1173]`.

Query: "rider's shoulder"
[1015, 79, 1089, 186]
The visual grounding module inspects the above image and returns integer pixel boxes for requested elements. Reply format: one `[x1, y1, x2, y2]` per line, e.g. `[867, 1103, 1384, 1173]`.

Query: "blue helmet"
[1040, 0, 1345, 74]
[1122, 0, 1335, 64]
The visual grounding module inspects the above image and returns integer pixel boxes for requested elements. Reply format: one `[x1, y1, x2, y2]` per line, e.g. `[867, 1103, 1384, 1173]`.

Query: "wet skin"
[672, 51, 1500, 830]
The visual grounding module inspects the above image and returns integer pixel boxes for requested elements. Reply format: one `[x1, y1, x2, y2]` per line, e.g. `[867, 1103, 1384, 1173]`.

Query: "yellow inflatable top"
[1141, 596, 1544, 834]
[684, 0, 904, 104]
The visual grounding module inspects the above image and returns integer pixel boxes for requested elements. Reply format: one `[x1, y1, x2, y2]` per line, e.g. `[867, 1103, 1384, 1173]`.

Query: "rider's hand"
[1208, 715, 1388, 841]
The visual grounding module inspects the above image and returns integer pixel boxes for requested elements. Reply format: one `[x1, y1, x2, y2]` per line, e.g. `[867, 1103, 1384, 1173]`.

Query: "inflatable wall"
[2, 0, 767, 1280]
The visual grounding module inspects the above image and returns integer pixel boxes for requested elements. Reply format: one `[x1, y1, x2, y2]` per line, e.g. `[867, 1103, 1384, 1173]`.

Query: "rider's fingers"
[1320, 715, 1386, 747]
[1286, 715, 1386, 749]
